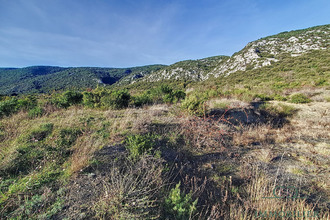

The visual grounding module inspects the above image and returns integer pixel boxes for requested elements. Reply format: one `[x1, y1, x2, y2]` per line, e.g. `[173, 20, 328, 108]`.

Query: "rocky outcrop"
[136, 24, 330, 83]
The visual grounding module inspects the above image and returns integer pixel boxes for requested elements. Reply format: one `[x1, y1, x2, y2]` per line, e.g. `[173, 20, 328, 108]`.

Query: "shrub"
[125, 133, 156, 160]
[101, 90, 131, 109]
[8, 144, 46, 175]
[165, 182, 198, 220]
[93, 156, 165, 219]
[290, 93, 311, 104]
[160, 84, 173, 94]
[0, 98, 19, 118]
[204, 89, 220, 98]
[163, 90, 186, 104]
[181, 94, 207, 117]
[17, 96, 38, 111]
[315, 78, 327, 86]
[82, 91, 96, 108]
[255, 94, 273, 101]
[145, 85, 186, 104]
[0, 96, 40, 118]
[63, 91, 83, 105]
[260, 103, 297, 117]
[147, 85, 171, 103]
[133, 92, 152, 107]
[173, 90, 186, 100]
[52, 91, 83, 108]
[277, 104, 297, 117]
[28, 106, 44, 118]
[273, 94, 287, 101]
[0, 125, 4, 142]
[82, 87, 107, 108]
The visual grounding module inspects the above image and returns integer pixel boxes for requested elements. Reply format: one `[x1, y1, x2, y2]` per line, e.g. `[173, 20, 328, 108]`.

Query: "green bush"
[163, 90, 186, 104]
[160, 84, 173, 94]
[260, 103, 297, 117]
[63, 91, 83, 105]
[161, 93, 171, 104]
[17, 96, 38, 111]
[290, 93, 311, 104]
[0, 96, 39, 118]
[173, 90, 186, 100]
[200, 89, 217, 99]
[52, 91, 83, 108]
[125, 133, 156, 160]
[133, 92, 152, 107]
[0, 126, 4, 142]
[315, 78, 327, 86]
[278, 104, 297, 117]
[165, 182, 198, 220]
[82, 88, 106, 108]
[101, 90, 131, 109]
[181, 94, 207, 117]
[28, 106, 44, 118]
[273, 94, 287, 101]
[255, 94, 273, 101]
[142, 85, 186, 104]
[82, 91, 96, 108]
[0, 98, 19, 118]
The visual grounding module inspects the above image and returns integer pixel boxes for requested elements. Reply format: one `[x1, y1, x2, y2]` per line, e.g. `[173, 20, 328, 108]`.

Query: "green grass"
[289, 93, 311, 104]
[124, 133, 157, 160]
[260, 103, 297, 117]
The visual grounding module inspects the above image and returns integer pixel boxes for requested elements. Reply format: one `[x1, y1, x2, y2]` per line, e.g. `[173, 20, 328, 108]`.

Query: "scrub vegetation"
[1, 24, 329, 219]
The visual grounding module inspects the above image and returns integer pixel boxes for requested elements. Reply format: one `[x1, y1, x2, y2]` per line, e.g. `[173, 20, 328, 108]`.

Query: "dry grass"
[1, 97, 330, 219]
[93, 156, 166, 220]
[180, 115, 232, 151]
[0, 111, 40, 167]
[69, 135, 104, 175]
[208, 98, 250, 109]
[229, 165, 330, 220]
[67, 105, 171, 175]
[249, 148, 273, 163]
[233, 124, 276, 147]
[313, 142, 330, 156]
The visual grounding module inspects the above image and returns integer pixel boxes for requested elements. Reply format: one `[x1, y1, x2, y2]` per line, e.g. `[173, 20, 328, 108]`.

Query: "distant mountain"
[0, 65, 165, 95]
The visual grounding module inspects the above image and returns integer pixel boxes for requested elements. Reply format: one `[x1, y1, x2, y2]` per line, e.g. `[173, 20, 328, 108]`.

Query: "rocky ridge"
[129, 24, 329, 83]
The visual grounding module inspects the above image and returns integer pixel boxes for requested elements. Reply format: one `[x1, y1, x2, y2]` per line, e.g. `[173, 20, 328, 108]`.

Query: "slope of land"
[142, 24, 329, 82]
[1, 24, 329, 95]
[0, 65, 165, 95]
[0, 24, 329, 219]
[1, 93, 329, 219]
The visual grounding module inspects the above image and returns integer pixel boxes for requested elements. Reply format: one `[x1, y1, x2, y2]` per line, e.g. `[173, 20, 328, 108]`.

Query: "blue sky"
[0, 0, 329, 68]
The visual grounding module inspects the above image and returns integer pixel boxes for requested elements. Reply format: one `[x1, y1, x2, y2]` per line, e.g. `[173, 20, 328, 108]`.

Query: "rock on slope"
[139, 24, 329, 83]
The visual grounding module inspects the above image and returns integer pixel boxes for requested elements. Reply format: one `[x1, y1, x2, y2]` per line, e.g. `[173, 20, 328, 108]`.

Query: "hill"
[0, 65, 165, 95]
[0, 24, 330, 219]
[120, 55, 229, 84]
[139, 24, 329, 83]
[0, 24, 329, 95]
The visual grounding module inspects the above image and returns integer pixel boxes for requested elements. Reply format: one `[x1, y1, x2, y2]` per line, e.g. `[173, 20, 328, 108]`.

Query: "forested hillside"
[0, 65, 165, 95]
